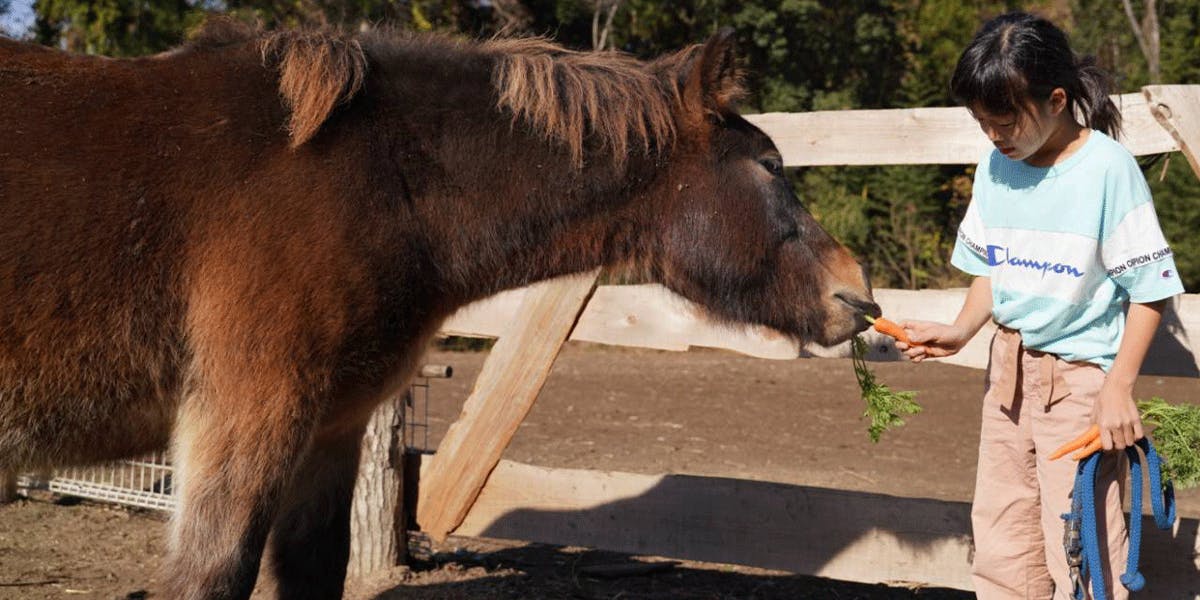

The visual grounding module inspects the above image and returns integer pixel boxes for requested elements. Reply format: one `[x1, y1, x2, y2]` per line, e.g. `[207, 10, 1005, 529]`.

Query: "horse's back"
[0, 39, 279, 469]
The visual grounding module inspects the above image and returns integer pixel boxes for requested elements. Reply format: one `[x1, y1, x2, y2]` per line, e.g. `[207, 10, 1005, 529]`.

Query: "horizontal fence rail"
[744, 89, 1181, 166]
[448, 460, 1200, 595]
[441, 285, 1200, 377]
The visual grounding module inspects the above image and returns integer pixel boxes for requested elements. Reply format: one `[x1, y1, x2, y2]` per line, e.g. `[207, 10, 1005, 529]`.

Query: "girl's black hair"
[950, 12, 1120, 138]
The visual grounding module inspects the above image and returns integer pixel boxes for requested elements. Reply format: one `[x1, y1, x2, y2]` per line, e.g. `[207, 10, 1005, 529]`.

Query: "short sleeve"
[951, 176, 991, 277]
[1099, 154, 1184, 302]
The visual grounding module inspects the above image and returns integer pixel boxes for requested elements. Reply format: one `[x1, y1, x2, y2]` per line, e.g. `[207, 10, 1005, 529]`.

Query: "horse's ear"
[682, 27, 745, 118]
[261, 31, 367, 148]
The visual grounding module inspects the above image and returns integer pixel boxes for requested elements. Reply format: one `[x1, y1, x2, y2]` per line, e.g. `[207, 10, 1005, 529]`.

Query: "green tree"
[1071, 0, 1200, 291]
[33, 0, 208, 55]
[792, 1, 982, 290]
[17, 0, 1200, 290]
[219, 0, 495, 33]
[27, 1, 504, 56]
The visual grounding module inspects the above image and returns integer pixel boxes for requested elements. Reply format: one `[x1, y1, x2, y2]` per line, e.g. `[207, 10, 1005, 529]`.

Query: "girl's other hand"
[896, 320, 971, 362]
[1094, 378, 1144, 451]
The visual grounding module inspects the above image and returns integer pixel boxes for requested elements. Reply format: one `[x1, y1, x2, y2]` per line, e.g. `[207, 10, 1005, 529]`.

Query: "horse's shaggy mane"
[185, 18, 743, 163]
[187, 19, 367, 147]
[260, 31, 366, 147]
[482, 37, 686, 168]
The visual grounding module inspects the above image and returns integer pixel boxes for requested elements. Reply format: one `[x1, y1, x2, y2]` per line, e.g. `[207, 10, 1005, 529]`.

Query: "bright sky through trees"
[1, 0, 34, 37]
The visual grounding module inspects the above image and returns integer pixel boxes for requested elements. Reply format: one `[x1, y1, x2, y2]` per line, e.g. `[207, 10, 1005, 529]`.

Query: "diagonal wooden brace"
[417, 269, 601, 542]
[1144, 85, 1200, 181]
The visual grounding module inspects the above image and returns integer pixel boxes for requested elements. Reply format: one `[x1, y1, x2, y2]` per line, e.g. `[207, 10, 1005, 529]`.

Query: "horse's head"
[637, 30, 878, 346]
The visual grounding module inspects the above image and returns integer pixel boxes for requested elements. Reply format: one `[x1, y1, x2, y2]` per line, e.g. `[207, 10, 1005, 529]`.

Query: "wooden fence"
[430, 286, 1200, 593]
[407, 85, 1200, 593]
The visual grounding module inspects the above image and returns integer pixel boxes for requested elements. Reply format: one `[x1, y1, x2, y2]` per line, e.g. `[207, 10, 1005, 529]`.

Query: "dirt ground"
[0, 498, 971, 599]
[422, 344, 1199, 513]
[1, 343, 1197, 599]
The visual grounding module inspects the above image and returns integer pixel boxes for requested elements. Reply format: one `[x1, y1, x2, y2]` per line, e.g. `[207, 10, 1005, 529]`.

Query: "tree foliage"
[31, 0, 205, 55]
[7, 0, 1200, 290]
[1071, 0, 1200, 291]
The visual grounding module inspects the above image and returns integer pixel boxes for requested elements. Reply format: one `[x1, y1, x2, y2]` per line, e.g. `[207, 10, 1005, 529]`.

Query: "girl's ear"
[1048, 87, 1069, 116]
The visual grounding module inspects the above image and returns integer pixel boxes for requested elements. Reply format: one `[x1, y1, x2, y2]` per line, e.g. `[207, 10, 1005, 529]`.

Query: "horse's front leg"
[165, 385, 320, 600]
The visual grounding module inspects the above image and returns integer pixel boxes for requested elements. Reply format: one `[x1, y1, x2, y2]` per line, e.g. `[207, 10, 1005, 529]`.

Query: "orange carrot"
[866, 316, 913, 345]
[1049, 424, 1100, 460]
[1071, 438, 1105, 461]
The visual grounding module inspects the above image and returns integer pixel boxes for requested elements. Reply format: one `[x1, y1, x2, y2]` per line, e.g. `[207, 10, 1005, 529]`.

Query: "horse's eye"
[759, 157, 784, 177]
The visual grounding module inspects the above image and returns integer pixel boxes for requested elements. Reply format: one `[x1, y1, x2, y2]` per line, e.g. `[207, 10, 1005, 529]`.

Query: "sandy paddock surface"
[2, 343, 1196, 598]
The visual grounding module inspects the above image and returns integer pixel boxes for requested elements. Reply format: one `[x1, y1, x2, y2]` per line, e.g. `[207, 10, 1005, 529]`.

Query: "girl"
[895, 12, 1183, 600]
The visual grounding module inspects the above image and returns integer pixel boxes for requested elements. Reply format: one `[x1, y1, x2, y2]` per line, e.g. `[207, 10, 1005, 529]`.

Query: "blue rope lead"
[1063, 437, 1176, 600]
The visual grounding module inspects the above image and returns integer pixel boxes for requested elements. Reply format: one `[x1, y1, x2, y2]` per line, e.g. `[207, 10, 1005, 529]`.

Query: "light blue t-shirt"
[951, 131, 1183, 370]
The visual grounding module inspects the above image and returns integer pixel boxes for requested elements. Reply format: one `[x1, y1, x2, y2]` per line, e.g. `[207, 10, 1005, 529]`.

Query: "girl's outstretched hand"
[896, 320, 971, 362]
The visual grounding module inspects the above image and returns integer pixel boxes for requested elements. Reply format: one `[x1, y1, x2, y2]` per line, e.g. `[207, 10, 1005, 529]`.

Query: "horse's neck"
[376, 41, 665, 303]
[429, 168, 647, 305]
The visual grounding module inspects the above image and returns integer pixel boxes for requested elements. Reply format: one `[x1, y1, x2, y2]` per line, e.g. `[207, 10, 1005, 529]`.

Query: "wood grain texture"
[746, 90, 1180, 166]
[418, 269, 600, 541]
[1145, 85, 1200, 179]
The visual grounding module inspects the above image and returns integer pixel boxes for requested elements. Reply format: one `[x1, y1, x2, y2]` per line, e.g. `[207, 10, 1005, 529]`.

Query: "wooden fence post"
[348, 393, 406, 578]
[417, 269, 601, 542]
[1144, 85, 1200, 181]
[0, 471, 17, 503]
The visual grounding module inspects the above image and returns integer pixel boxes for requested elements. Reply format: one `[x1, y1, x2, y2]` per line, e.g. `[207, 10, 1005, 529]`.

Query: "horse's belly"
[0, 387, 176, 470]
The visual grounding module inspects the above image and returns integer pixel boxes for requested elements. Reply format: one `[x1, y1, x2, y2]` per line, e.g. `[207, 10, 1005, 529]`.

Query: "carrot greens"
[1137, 397, 1200, 489]
[852, 335, 921, 443]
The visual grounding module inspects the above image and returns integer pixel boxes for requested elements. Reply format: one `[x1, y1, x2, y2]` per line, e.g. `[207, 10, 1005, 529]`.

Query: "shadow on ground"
[365, 537, 976, 599]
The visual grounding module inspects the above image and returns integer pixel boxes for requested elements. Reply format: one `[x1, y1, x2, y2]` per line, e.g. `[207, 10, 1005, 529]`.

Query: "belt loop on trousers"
[992, 326, 1022, 412]
[992, 326, 1070, 411]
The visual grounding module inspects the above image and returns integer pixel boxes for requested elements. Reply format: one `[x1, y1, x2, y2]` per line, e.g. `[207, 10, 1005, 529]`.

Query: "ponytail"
[1075, 55, 1121, 138]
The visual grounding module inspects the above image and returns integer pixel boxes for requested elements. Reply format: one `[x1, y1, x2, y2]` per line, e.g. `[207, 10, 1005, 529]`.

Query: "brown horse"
[0, 19, 877, 600]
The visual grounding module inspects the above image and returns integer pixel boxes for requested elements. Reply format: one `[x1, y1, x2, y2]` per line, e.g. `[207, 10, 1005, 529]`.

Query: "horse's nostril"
[834, 292, 881, 317]
[865, 301, 882, 318]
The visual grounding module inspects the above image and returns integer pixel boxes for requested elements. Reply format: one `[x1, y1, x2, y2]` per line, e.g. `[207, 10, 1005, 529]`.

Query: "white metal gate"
[45, 451, 176, 510]
[15, 367, 449, 511]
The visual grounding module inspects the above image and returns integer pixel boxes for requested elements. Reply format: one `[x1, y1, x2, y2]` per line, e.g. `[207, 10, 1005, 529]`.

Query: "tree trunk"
[592, 0, 621, 50]
[348, 393, 407, 578]
[1122, 0, 1161, 83]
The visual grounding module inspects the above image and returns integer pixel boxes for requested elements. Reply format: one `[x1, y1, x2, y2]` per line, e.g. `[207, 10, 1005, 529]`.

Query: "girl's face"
[969, 89, 1070, 163]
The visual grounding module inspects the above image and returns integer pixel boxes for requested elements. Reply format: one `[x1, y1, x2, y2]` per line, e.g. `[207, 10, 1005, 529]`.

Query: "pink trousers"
[971, 328, 1129, 600]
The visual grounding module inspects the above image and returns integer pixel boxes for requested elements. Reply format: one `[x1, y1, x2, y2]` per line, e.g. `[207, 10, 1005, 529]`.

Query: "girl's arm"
[897, 276, 992, 362]
[1096, 299, 1166, 450]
